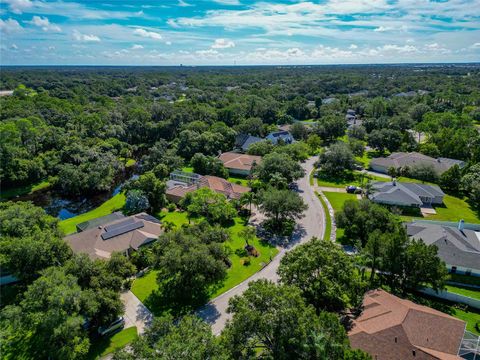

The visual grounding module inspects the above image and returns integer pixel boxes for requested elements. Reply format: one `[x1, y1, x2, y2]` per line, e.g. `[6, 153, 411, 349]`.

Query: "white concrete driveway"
[197, 157, 325, 334]
[121, 290, 153, 335]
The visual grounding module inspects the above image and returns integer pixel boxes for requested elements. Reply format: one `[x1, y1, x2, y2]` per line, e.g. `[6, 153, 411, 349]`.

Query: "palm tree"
[240, 191, 255, 214]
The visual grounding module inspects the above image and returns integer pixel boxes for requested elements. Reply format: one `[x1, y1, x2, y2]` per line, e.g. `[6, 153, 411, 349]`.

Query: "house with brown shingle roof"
[64, 213, 163, 260]
[166, 172, 250, 203]
[349, 289, 466, 360]
[218, 152, 262, 176]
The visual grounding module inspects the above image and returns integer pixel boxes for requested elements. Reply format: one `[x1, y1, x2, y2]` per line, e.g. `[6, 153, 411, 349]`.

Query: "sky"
[0, 0, 479, 65]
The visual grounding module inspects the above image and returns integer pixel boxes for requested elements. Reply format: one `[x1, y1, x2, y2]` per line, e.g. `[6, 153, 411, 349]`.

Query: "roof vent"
[458, 219, 465, 231]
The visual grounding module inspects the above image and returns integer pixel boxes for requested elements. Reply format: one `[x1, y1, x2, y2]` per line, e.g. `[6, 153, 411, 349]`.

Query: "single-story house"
[75, 211, 125, 233]
[234, 133, 263, 152]
[369, 180, 445, 207]
[218, 152, 262, 176]
[266, 131, 294, 145]
[406, 220, 480, 277]
[349, 289, 466, 360]
[64, 213, 163, 260]
[370, 152, 465, 175]
[166, 173, 250, 203]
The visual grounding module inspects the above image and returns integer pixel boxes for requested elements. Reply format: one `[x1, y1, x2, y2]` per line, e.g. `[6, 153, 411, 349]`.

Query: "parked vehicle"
[346, 185, 362, 194]
[98, 317, 125, 336]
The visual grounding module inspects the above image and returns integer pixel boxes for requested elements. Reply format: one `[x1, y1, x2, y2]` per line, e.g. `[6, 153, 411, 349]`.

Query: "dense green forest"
[1, 65, 479, 196]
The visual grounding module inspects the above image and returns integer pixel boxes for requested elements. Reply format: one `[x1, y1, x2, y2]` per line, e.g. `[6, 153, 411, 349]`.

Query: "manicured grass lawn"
[58, 193, 126, 235]
[453, 307, 480, 335]
[87, 327, 138, 359]
[0, 179, 52, 200]
[445, 285, 480, 301]
[323, 191, 358, 213]
[315, 170, 386, 188]
[227, 176, 249, 187]
[322, 191, 358, 240]
[315, 192, 331, 241]
[181, 166, 194, 173]
[157, 210, 190, 228]
[131, 270, 159, 303]
[355, 150, 388, 168]
[131, 213, 278, 314]
[401, 195, 480, 224]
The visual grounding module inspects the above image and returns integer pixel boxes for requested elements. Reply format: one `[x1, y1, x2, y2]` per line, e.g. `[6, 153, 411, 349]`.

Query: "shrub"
[241, 257, 251, 266]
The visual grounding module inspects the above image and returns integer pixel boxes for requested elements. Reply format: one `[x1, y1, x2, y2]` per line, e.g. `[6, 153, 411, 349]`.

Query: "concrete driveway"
[197, 157, 325, 334]
[121, 290, 153, 335]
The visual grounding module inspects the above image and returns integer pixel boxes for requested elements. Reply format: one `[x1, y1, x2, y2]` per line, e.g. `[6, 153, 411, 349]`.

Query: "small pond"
[12, 172, 138, 220]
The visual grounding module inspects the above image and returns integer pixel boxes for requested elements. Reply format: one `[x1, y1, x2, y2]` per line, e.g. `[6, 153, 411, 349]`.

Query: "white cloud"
[178, 0, 192, 7]
[349, 44, 358, 49]
[196, 49, 219, 56]
[166, 41, 172, 45]
[373, 26, 393, 32]
[0, 18, 22, 34]
[212, 38, 235, 49]
[133, 28, 162, 40]
[27, 16, 61, 32]
[3, 0, 32, 14]
[73, 30, 100, 42]
[213, 0, 241, 5]
[470, 43, 480, 49]
[131, 44, 144, 50]
[10, 43, 18, 50]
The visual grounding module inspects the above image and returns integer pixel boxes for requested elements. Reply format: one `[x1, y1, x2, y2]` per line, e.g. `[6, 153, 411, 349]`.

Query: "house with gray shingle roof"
[369, 180, 445, 207]
[234, 134, 263, 152]
[406, 220, 480, 276]
[370, 152, 465, 175]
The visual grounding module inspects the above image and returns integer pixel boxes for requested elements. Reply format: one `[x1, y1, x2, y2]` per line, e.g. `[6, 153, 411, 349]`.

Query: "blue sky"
[1, 0, 479, 65]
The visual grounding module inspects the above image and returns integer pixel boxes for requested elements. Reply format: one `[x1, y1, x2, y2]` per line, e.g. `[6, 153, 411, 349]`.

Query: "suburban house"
[218, 152, 262, 176]
[234, 133, 263, 152]
[369, 180, 445, 207]
[345, 110, 363, 129]
[75, 212, 125, 232]
[406, 220, 480, 277]
[64, 213, 163, 260]
[349, 289, 467, 360]
[166, 171, 250, 203]
[265, 131, 294, 145]
[370, 152, 465, 175]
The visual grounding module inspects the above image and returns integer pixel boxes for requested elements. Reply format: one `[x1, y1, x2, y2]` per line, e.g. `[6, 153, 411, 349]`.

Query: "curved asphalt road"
[197, 157, 325, 335]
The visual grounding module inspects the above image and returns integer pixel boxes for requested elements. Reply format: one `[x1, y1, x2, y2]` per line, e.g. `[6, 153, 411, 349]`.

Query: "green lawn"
[227, 175, 250, 187]
[322, 191, 358, 213]
[87, 327, 138, 359]
[315, 193, 331, 241]
[58, 193, 126, 235]
[355, 150, 388, 168]
[181, 166, 194, 173]
[322, 191, 358, 241]
[401, 194, 480, 223]
[445, 285, 480, 301]
[0, 179, 52, 200]
[131, 214, 278, 315]
[315, 170, 386, 188]
[453, 307, 480, 335]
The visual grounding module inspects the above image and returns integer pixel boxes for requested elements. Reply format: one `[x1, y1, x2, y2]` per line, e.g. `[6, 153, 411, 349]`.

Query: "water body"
[13, 172, 138, 220]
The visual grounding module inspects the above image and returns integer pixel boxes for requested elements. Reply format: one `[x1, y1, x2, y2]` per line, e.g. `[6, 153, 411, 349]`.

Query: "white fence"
[419, 287, 480, 310]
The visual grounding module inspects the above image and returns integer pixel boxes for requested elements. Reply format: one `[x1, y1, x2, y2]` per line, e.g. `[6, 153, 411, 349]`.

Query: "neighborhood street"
[197, 157, 325, 334]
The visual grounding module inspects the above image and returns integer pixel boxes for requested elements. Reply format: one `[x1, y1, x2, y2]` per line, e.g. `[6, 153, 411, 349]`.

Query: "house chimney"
[458, 219, 465, 231]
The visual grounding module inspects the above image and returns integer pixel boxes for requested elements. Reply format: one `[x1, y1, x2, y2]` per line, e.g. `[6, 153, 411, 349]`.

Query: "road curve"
[197, 157, 325, 335]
